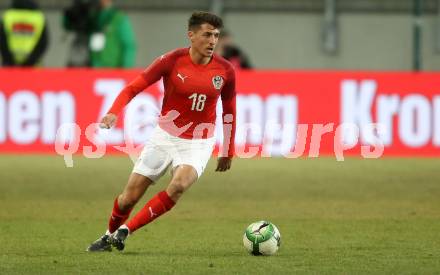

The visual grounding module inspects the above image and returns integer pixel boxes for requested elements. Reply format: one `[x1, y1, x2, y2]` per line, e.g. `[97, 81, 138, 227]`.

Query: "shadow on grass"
[117, 250, 290, 259]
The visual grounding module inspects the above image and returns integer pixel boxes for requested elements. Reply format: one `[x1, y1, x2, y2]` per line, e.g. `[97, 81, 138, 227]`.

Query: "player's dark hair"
[219, 29, 231, 39]
[188, 11, 223, 31]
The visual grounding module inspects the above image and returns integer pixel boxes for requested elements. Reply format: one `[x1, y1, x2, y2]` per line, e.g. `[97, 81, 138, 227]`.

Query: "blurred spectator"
[0, 0, 49, 67]
[89, 0, 136, 68]
[215, 30, 252, 69]
[63, 0, 136, 68]
[63, 0, 99, 67]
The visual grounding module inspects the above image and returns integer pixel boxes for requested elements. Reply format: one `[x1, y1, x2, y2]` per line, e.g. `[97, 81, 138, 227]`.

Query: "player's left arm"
[216, 66, 236, 172]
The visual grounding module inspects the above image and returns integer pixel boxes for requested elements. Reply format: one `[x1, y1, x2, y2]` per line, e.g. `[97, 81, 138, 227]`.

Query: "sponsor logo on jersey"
[177, 73, 188, 83]
[212, 75, 224, 90]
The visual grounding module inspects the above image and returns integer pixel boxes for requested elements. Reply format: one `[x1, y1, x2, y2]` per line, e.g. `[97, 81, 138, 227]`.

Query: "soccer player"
[87, 11, 236, 252]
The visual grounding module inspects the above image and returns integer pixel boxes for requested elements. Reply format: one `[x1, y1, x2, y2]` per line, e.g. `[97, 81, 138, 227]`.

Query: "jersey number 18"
[188, 93, 206, 111]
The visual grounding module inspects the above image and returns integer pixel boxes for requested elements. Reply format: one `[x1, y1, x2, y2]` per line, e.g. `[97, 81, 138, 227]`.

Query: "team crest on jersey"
[212, 75, 224, 90]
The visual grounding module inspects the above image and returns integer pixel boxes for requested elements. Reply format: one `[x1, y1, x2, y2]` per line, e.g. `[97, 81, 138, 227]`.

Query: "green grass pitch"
[0, 155, 439, 274]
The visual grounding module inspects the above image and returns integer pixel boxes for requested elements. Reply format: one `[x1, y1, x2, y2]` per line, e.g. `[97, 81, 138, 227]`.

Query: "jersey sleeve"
[108, 53, 175, 115]
[220, 66, 237, 157]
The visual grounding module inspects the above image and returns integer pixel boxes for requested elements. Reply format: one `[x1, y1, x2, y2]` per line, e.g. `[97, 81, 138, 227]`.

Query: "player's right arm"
[99, 53, 174, 129]
[99, 75, 150, 129]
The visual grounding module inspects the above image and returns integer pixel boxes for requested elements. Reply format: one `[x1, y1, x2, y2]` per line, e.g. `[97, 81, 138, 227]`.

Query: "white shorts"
[132, 126, 215, 182]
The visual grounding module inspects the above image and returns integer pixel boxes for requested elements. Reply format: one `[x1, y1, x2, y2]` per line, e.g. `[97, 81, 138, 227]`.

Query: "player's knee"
[169, 182, 186, 196]
[168, 178, 188, 197]
[118, 193, 138, 210]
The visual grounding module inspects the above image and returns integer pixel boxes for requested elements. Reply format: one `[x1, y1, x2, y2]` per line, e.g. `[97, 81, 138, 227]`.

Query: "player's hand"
[99, 113, 117, 129]
[215, 157, 232, 172]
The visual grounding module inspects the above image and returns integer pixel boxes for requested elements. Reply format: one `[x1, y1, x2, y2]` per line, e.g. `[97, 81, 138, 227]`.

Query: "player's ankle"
[119, 224, 131, 235]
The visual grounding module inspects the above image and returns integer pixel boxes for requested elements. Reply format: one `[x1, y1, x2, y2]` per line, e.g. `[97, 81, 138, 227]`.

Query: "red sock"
[108, 197, 133, 233]
[126, 191, 175, 233]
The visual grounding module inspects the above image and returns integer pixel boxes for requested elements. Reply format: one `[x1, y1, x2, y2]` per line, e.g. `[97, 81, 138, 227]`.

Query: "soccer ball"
[243, 221, 281, 256]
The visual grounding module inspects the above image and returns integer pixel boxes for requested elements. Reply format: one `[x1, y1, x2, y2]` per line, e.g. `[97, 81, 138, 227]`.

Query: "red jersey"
[108, 48, 236, 157]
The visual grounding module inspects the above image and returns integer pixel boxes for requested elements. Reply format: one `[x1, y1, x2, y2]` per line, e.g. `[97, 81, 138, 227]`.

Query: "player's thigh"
[132, 135, 172, 183]
[171, 138, 215, 179]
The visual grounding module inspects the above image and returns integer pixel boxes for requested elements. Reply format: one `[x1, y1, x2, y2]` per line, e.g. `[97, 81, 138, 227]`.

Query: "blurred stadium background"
[2, 0, 440, 69]
[1, 0, 440, 274]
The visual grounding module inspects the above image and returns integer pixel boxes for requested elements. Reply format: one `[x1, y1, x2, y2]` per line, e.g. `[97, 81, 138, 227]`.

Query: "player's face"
[189, 23, 220, 57]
